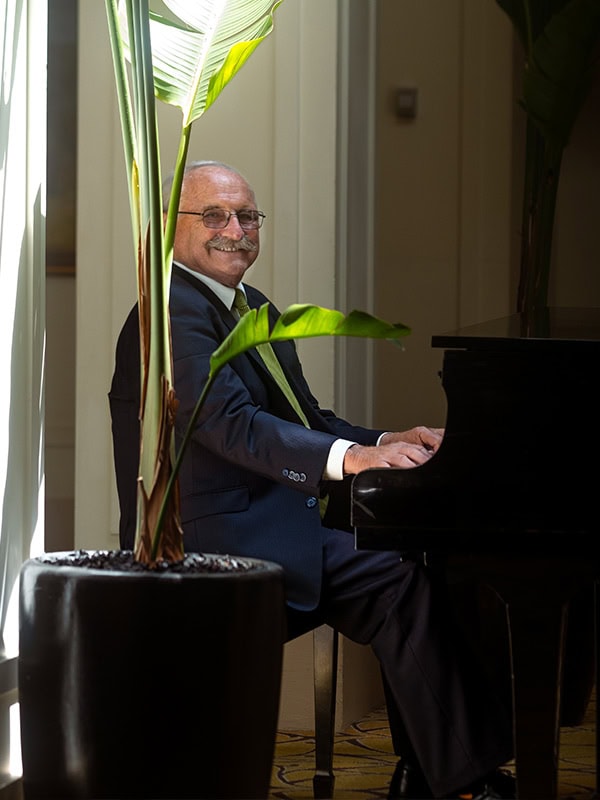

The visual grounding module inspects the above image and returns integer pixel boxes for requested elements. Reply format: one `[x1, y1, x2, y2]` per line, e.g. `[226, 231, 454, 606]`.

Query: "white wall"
[372, 0, 516, 431]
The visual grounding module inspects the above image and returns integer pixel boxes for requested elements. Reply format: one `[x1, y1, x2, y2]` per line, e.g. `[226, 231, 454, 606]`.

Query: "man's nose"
[223, 213, 246, 236]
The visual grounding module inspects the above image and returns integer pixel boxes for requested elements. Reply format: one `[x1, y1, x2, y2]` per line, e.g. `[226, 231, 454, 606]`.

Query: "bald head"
[162, 161, 256, 212]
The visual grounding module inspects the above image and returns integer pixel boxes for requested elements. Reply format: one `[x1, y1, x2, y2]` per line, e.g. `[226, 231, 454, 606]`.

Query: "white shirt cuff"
[324, 439, 357, 481]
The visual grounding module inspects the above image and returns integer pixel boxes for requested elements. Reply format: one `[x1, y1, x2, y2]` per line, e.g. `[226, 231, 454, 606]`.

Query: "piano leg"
[505, 594, 566, 800]
[476, 556, 595, 800]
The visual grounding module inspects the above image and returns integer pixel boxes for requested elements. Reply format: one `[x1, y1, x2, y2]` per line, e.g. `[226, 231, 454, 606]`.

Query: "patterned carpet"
[270, 688, 596, 799]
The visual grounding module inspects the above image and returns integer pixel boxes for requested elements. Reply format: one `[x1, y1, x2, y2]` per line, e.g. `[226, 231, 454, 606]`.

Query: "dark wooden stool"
[313, 625, 339, 798]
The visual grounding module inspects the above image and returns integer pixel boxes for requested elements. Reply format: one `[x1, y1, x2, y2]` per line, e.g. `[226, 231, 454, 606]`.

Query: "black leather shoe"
[449, 768, 516, 800]
[388, 762, 516, 800]
[388, 758, 432, 799]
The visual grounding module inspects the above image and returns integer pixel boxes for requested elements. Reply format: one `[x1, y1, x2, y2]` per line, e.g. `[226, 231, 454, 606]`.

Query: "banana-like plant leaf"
[118, 0, 283, 126]
[210, 305, 410, 376]
[496, 0, 600, 312]
[496, 0, 600, 148]
[496, 0, 570, 46]
[523, 0, 600, 147]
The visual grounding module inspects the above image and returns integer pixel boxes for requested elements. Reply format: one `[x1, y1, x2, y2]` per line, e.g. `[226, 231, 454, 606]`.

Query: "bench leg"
[313, 625, 338, 799]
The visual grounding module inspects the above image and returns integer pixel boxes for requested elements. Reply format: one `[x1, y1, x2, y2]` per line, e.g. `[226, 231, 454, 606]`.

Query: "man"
[109, 160, 515, 799]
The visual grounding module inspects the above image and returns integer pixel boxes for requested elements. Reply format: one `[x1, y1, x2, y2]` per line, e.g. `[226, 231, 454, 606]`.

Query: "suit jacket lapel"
[173, 265, 234, 329]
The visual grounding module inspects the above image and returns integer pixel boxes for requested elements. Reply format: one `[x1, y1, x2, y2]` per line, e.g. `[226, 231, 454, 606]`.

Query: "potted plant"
[18, 2, 411, 798]
[495, 0, 600, 316]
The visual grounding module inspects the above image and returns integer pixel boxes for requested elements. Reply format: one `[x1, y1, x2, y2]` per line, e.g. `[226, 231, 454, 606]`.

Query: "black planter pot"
[18, 551, 286, 799]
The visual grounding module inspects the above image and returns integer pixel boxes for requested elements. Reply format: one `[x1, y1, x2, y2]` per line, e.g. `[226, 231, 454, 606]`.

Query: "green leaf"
[497, 0, 600, 149]
[209, 304, 411, 378]
[119, 0, 283, 127]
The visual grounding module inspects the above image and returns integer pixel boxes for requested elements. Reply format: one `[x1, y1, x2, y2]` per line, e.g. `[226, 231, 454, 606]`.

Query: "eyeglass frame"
[177, 208, 266, 230]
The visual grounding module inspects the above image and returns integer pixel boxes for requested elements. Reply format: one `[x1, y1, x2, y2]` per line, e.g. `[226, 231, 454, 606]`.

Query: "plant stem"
[151, 374, 216, 561]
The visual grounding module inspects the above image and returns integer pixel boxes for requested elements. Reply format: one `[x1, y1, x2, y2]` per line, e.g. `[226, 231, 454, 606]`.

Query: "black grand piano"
[351, 307, 600, 800]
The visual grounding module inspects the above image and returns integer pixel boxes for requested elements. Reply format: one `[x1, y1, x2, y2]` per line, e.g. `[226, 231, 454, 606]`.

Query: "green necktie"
[233, 289, 310, 427]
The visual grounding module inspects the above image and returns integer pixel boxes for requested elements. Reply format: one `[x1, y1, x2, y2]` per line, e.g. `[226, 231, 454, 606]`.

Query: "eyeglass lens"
[203, 209, 263, 229]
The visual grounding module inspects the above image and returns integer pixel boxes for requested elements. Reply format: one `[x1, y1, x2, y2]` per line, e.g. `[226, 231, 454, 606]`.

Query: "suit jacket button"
[306, 496, 318, 509]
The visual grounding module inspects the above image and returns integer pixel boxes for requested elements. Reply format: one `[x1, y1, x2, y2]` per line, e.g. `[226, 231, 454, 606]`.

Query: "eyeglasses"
[178, 208, 266, 230]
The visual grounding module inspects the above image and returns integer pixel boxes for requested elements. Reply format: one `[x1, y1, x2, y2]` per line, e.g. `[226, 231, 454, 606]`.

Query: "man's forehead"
[183, 169, 254, 204]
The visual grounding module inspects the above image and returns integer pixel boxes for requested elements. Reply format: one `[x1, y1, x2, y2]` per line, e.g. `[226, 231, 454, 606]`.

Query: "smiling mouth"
[207, 234, 258, 254]
[212, 244, 244, 252]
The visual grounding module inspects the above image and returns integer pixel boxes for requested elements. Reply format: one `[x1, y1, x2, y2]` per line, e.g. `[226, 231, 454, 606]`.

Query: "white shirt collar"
[174, 261, 244, 312]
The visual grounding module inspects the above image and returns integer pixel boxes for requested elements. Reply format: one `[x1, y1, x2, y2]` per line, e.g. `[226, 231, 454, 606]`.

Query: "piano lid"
[432, 307, 600, 353]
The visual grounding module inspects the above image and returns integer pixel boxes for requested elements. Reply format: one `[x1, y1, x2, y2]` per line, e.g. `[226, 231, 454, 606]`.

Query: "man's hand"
[343, 426, 444, 475]
[378, 427, 444, 451]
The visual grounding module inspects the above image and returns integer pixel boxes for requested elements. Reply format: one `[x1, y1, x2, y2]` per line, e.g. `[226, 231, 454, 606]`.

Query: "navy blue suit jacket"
[109, 266, 384, 609]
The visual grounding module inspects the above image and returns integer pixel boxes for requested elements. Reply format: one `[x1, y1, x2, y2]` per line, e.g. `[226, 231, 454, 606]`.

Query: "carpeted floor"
[270, 688, 596, 799]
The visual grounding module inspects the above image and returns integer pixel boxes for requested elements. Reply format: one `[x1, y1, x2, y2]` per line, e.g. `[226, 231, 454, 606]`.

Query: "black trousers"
[286, 528, 513, 799]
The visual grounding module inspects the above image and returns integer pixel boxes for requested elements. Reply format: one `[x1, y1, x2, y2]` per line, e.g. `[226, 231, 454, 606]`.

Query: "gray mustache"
[207, 234, 258, 253]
